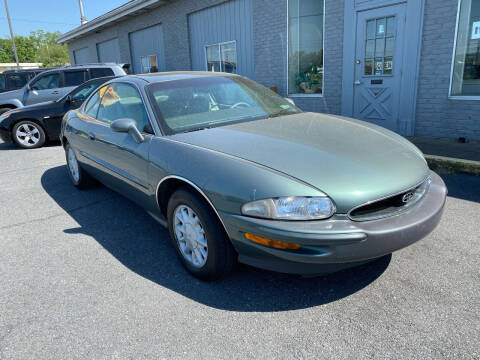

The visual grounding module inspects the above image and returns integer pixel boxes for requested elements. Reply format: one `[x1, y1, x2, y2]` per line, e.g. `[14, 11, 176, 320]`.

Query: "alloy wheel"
[67, 148, 80, 183]
[15, 123, 41, 147]
[174, 205, 208, 268]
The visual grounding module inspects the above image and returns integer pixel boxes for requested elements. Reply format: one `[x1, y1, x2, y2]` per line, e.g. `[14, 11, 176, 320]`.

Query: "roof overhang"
[57, 0, 169, 44]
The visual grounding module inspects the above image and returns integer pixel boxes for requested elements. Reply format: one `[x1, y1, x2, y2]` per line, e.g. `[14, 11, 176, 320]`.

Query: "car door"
[23, 72, 61, 105]
[82, 82, 153, 203]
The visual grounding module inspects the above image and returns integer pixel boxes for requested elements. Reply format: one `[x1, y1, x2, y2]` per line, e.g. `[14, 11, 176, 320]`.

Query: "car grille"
[348, 177, 431, 222]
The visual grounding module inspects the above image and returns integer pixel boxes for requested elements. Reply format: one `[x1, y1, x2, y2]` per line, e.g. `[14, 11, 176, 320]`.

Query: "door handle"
[88, 132, 95, 141]
[354, 80, 362, 85]
[52, 91, 59, 94]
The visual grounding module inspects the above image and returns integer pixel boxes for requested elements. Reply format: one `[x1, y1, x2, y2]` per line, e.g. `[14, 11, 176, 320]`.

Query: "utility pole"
[3, 0, 19, 68]
[78, 0, 88, 25]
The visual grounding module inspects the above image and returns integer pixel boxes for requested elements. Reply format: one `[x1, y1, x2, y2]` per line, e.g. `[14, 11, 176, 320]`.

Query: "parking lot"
[0, 140, 478, 359]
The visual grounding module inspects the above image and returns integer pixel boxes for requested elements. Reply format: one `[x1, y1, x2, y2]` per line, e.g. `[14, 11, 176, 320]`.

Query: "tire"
[167, 187, 236, 280]
[65, 143, 96, 189]
[0, 107, 13, 116]
[12, 120, 46, 149]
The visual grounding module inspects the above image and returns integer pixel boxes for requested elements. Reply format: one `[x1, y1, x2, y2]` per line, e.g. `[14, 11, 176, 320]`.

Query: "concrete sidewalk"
[408, 137, 480, 176]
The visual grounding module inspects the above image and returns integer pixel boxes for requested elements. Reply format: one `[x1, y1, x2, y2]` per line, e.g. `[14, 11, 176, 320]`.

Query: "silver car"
[0, 64, 127, 115]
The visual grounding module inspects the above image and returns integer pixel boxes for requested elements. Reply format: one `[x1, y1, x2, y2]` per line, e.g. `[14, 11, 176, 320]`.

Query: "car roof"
[127, 71, 239, 84]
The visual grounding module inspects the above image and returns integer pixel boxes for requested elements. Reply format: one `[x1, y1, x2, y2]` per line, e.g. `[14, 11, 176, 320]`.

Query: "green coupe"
[60, 72, 447, 280]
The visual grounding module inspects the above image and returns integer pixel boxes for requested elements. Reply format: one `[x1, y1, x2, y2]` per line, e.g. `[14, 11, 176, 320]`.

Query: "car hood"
[168, 112, 429, 212]
[0, 88, 23, 100]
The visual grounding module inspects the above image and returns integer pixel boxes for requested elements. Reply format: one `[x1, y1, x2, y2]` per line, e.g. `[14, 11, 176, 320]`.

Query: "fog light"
[244, 233, 301, 250]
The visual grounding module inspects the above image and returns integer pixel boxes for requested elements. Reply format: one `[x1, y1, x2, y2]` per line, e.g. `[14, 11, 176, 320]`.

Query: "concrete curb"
[425, 155, 480, 176]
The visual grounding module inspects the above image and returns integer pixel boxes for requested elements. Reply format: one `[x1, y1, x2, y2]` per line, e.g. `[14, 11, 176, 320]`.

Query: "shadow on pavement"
[0, 140, 61, 150]
[439, 173, 480, 203]
[41, 165, 391, 312]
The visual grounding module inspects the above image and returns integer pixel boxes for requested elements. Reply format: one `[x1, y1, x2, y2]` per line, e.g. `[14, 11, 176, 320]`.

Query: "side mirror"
[26, 84, 31, 92]
[285, 98, 295, 106]
[110, 118, 145, 143]
[66, 95, 73, 104]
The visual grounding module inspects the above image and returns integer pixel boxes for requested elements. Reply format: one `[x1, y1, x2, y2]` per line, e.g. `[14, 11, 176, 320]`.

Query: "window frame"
[286, 0, 326, 98]
[204, 40, 238, 74]
[448, 0, 480, 100]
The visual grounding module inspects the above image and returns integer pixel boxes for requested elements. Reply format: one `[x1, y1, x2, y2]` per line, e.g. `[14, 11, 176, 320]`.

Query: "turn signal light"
[244, 233, 301, 250]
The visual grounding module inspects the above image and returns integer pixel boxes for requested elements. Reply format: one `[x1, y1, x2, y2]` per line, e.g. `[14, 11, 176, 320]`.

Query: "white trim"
[286, 0, 325, 97]
[57, 0, 168, 44]
[448, 0, 480, 100]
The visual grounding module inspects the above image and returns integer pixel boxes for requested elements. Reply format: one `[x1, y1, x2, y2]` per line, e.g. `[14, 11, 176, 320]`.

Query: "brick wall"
[415, 0, 480, 141]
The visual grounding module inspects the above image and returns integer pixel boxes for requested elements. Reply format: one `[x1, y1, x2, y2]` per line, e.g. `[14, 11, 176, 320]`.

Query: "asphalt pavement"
[0, 140, 479, 359]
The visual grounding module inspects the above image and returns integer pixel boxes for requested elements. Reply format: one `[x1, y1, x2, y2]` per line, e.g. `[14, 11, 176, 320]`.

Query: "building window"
[288, 0, 324, 95]
[141, 55, 158, 73]
[205, 41, 237, 74]
[451, 0, 480, 97]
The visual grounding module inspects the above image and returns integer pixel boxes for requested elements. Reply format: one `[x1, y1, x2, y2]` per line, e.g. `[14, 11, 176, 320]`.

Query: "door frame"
[341, 0, 425, 136]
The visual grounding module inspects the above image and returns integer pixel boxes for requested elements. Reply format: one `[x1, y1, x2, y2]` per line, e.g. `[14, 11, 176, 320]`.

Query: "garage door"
[129, 25, 166, 74]
[73, 47, 89, 65]
[97, 38, 120, 63]
[188, 0, 253, 79]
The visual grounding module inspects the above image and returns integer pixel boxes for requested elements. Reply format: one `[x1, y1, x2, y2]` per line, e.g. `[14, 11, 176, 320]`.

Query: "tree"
[0, 30, 69, 67]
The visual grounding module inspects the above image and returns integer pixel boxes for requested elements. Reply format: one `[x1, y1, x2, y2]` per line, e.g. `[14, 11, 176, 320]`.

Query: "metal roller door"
[73, 47, 89, 64]
[188, 0, 254, 79]
[97, 38, 120, 63]
[129, 25, 166, 74]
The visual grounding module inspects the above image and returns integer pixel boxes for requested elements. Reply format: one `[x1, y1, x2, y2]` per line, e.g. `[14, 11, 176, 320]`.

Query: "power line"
[0, 17, 77, 26]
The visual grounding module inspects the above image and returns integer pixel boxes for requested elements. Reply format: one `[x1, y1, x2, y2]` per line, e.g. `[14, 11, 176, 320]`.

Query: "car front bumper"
[220, 171, 447, 275]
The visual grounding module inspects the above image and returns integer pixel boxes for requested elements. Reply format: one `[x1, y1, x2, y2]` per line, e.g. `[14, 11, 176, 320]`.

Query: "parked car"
[0, 76, 116, 148]
[60, 72, 447, 280]
[0, 69, 47, 94]
[0, 63, 127, 115]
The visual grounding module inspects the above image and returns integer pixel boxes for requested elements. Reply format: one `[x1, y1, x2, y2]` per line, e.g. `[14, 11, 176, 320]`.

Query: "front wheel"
[65, 143, 96, 189]
[167, 188, 236, 280]
[12, 121, 46, 149]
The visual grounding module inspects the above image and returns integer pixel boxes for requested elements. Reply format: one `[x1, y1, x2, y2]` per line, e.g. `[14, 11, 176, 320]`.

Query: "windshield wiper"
[266, 109, 296, 119]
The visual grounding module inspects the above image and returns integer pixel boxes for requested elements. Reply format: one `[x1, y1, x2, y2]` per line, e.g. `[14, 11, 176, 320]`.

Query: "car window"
[64, 71, 87, 87]
[97, 83, 151, 133]
[71, 83, 102, 103]
[6, 73, 29, 89]
[30, 73, 60, 90]
[84, 86, 107, 118]
[0, 75, 5, 90]
[90, 68, 114, 78]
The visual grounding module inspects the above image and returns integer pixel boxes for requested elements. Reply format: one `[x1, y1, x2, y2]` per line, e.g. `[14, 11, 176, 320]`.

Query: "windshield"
[146, 75, 301, 134]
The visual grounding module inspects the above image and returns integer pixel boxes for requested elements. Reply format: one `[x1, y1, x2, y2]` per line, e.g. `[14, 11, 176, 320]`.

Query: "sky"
[0, 0, 127, 38]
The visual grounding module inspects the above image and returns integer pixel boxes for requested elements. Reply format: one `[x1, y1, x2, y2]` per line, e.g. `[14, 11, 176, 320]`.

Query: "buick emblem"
[402, 192, 415, 204]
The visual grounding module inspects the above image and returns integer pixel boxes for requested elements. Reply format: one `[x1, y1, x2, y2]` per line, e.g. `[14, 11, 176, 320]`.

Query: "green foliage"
[0, 30, 69, 67]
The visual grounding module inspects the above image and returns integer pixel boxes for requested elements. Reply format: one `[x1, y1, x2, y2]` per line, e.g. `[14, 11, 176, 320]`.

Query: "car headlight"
[241, 196, 335, 220]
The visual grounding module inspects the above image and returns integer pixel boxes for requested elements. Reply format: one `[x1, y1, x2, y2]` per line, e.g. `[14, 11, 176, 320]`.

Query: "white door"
[353, 4, 406, 132]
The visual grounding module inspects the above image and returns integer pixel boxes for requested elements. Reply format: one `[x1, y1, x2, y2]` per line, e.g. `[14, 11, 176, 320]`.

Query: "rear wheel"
[167, 188, 236, 280]
[65, 143, 96, 189]
[12, 121, 46, 149]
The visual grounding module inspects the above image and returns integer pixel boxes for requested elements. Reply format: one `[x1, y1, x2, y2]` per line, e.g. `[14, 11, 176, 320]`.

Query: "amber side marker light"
[244, 233, 301, 250]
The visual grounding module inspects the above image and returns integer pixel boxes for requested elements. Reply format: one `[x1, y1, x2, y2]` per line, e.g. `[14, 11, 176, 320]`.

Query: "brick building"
[58, 0, 480, 140]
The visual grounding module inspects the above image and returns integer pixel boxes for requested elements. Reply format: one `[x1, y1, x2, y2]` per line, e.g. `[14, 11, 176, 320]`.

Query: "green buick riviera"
[60, 72, 447, 280]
